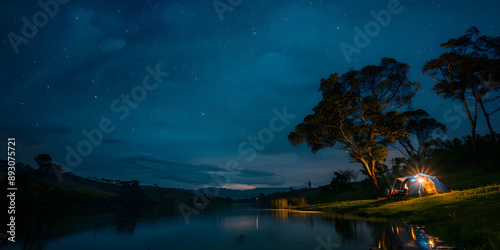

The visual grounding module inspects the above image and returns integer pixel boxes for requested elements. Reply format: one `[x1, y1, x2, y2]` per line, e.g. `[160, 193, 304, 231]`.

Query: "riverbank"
[298, 184, 500, 249]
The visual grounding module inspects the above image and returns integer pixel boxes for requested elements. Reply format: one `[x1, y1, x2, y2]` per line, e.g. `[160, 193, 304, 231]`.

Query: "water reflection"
[268, 209, 427, 249]
[3, 205, 428, 250]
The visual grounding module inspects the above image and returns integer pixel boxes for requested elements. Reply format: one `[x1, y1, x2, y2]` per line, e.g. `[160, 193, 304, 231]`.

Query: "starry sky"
[1, 0, 499, 190]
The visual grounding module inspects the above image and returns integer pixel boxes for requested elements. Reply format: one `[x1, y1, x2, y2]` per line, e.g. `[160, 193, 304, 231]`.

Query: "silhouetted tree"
[360, 163, 388, 180]
[330, 171, 351, 192]
[390, 157, 409, 175]
[338, 168, 359, 182]
[396, 109, 447, 162]
[308, 180, 312, 189]
[289, 58, 420, 196]
[34, 154, 62, 175]
[422, 27, 500, 154]
[34, 154, 52, 174]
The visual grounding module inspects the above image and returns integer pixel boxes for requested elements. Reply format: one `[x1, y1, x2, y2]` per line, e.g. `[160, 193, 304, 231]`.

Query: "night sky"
[1, 0, 499, 190]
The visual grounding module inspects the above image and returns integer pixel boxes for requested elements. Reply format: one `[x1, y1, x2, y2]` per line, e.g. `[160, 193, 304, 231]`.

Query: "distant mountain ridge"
[0, 159, 297, 201]
[196, 187, 296, 200]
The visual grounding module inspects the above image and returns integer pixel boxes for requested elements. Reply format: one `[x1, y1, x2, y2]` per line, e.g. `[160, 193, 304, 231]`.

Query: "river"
[4, 204, 430, 249]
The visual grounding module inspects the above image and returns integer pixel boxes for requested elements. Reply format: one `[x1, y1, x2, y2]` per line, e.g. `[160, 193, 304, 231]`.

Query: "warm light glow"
[418, 178, 425, 183]
[428, 239, 435, 247]
[409, 161, 437, 177]
[222, 183, 257, 190]
[256, 212, 259, 231]
[411, 227, 417, 241]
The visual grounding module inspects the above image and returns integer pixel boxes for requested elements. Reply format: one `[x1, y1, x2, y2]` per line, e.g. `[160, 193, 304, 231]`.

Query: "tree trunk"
[471, 120, 478, 157]
[479, 99, 497, 142]
[462, 99, 478, 157]
[472, 101, 479, 157]
[361, 160, 381, 197]
[370, 173, 381, 197]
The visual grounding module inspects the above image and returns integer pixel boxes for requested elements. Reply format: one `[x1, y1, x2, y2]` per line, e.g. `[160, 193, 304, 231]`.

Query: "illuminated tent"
[389, 173, 449, 197]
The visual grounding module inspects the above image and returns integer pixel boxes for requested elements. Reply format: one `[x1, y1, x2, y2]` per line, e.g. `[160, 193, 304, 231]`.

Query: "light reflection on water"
[4, 204, 428, 250]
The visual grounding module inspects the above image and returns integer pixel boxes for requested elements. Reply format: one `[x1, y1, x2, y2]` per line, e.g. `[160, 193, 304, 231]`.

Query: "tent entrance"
[420, 176, 437, 195]
[389, 178, 410, 197]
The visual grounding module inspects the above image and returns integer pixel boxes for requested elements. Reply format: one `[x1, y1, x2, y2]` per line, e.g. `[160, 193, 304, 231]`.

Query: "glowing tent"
[389, 173, 449, 197]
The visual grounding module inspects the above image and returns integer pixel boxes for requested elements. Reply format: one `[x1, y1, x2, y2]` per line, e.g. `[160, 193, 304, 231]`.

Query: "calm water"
[5, 204, 429, 250]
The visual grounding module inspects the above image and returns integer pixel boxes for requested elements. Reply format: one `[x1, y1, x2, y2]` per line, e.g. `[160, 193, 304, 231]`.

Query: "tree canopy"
[289, 57, 420, 195]
[34, 154, 62, 175]
[396, 109, 447, 161]
[422, 27, 500, 154]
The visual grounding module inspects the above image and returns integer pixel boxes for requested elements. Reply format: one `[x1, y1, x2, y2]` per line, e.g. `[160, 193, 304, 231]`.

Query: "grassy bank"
[297, 184, 500, 249]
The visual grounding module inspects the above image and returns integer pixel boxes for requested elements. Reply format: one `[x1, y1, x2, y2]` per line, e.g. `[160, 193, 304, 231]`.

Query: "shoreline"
[292, 184, 500, 249]
[293, 208, 456, 249]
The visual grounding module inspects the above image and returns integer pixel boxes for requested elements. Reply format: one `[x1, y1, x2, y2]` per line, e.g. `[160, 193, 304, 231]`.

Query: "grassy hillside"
[0, 160, 231, 212]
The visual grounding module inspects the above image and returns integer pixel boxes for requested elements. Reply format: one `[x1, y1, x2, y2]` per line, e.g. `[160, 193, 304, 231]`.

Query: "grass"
[298, 184, 500, 249]
[438, 167, 500, 190]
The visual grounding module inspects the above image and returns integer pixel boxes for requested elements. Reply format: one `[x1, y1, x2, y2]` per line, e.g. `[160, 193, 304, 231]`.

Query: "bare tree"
[338, 168, 359, 183]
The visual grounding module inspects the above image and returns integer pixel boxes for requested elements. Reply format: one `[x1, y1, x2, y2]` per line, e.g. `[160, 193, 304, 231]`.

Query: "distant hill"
[196, 187, 295, 200]
[0, 159, 231, 210]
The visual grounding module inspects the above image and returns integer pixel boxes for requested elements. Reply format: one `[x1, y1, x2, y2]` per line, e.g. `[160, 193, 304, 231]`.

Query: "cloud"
[0, 123, 72, 134]
[116, 151, 282, 186]
[222, 183, 256, 190]
[0, 124, 73, 143]
[239, 169, 282, 178]
[117, 151, 220, 170]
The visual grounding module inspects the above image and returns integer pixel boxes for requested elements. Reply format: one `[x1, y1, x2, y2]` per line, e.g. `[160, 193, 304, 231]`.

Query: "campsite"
[388, 173, 449, 198]
[269, 162, 500, 249]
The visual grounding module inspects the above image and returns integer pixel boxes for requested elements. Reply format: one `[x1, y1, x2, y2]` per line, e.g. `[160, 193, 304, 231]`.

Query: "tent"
[389, 173, 449, 197]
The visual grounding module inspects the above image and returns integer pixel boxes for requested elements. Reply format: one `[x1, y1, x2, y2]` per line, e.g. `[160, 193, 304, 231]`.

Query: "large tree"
[289, 58, 420, 196]
[422, 27, 500, 154]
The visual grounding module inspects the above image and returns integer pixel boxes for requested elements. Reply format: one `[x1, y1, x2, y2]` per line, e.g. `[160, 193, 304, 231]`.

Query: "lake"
[5, 204, 430, 250]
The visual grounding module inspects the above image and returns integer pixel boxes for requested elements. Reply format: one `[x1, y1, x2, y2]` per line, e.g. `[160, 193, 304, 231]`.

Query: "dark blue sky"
[1, 0, 499, 189]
